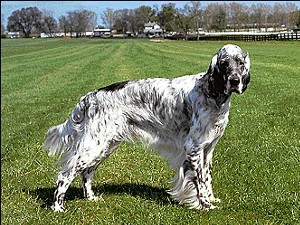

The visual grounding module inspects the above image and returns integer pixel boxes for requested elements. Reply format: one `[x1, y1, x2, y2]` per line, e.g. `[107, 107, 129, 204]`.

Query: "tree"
[290, 9, 300, 29]
[40, 10, 58, 37]
[283, 2, 298, 30]
[158, 3, 176, 33]
[271, 3, 286, 31]
[1, 14, 5, 35]
[58, 15, 70, 36]
[228, 2, 248, 31]
[100, 8, 116, 29]
[67, 9, 97, 37]
[135, 5, 157, 33]
[249, 3, 269, 31]
[1, 23, 4, 35]
[81, 10, 97, 33]
[114, 6, 158, 35]
[127, 9, 138, 34]
[187, 1, 202, 40]
[203, 3, 227, 32]
[211, 5, 227, 32]
[7, 7, 42, 38]
[113, 9, 129, 34]
[175, 3, 195, 40]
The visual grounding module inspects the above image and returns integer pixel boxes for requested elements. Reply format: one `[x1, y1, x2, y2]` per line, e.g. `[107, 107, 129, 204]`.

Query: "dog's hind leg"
[52, 167, 77, 212]
[81, 163, 101, 201]
[79, 140, 121, 201]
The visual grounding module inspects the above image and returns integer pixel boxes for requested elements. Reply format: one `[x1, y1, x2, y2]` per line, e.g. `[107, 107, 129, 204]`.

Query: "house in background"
[6, 31, 20, 38]
[143, 22, 163, 38]
[93, 28, 112, 37]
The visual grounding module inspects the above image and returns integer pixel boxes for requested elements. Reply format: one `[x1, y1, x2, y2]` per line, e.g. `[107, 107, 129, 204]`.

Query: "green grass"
[1, 38, 299, 225]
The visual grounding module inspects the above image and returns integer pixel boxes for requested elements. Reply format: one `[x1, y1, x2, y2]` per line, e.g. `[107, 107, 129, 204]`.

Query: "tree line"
[2, 2, 299, 38]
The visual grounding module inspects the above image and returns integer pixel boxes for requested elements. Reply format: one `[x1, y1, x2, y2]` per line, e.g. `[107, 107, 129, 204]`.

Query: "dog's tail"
[44, 94, 94, 164]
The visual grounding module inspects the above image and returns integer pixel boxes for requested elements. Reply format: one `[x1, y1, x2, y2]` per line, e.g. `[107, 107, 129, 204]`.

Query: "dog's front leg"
[169, 135, 217, 210]
[204, 145, 221, 204]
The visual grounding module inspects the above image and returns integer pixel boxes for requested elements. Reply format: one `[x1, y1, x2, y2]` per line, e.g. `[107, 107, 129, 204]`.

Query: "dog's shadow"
[30, 183, 174, 208]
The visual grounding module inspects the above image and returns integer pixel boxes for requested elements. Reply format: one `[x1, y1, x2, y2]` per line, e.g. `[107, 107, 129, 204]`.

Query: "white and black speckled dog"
[44, 44, 250, 212]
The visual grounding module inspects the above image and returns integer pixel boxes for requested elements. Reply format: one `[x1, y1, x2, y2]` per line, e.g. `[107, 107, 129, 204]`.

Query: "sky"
[1, 1, 300, 26]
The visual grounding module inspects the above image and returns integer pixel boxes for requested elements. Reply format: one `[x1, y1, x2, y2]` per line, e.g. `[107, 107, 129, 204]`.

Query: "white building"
[143, 22, 163, 38]
[93, 28, 112, 37]
[6, 31, 20, 38]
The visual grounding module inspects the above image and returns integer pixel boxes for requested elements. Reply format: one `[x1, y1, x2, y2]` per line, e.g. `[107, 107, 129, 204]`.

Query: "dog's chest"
[195, 97, 230, 139]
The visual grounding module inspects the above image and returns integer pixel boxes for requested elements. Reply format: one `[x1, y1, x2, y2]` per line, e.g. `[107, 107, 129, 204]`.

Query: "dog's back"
[44, 75, 198, 164]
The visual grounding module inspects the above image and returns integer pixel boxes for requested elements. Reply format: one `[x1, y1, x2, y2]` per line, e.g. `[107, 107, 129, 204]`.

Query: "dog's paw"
[210, 197, 221, 203]
[87, 195, 99, 201]
[51, 203, 65, 213]
[207, 203, 218, 210]
[193, 198, 218, 211]
[87, 194, 104, 202]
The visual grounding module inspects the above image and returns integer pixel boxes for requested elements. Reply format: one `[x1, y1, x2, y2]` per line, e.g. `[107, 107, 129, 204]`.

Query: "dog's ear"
[207, 54, 218, 75]
[208, 53, 226, 94]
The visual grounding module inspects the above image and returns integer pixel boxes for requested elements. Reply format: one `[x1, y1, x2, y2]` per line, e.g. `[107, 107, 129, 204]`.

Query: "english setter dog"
[44, 44, 250, 212]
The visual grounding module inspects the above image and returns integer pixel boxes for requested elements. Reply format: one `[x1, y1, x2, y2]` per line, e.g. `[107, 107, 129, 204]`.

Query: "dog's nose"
[230, 78, 240, 86]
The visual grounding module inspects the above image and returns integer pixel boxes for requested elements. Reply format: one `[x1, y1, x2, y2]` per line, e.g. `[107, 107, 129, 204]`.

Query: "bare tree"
[203, 3, 214, 32]
[100, 8, 116, 29]
[203, 3, 227, 32]
[68, 9, 97, 37]
[112, 6, 158, 35]
[40, 10, 58, 37]
[1, 23, 4, 35]
[82, 10, 97, 33]
[270, 3, 286, 31]
[58, 15, 70, 36]
[289, 8, 300, 30]
[188, 1, 202, 40]
[113, 9, 129, 34]
[7, 7, 42, 38]
[249, 3, 269, 31]
[283, 2, 298, 30]
[228, 2, 248, 31]
[126, 9, 138, 34]
[249, 5, 260, 30]
[1, 14, 5, 35]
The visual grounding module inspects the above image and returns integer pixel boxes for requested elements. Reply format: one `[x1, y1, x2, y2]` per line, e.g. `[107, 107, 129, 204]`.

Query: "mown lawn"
[1, 38, 299, 225]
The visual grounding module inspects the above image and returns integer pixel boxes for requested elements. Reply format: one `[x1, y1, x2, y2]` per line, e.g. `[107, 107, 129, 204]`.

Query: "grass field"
[1, 38, 299, 225]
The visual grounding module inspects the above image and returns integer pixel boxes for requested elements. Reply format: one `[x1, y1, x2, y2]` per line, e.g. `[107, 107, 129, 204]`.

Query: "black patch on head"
[97, 80, 129, 92]
[211, 69, 226, 94]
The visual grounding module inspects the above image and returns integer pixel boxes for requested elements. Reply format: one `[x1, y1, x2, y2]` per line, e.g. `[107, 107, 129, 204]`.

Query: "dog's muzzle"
[227, 74, 244, 94]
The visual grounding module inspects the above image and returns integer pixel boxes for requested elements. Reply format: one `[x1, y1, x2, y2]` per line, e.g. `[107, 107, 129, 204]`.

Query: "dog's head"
[208, 44, 250, 95]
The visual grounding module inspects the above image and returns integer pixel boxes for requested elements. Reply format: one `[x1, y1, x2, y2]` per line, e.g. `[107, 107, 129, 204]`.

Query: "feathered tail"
[44, 95, 91, 165]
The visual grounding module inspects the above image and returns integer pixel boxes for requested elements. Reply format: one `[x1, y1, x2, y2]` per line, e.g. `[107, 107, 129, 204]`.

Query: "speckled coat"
[45, 44, 251, 212]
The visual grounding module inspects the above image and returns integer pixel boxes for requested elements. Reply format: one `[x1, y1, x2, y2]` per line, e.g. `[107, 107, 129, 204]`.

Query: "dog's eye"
[238, 61, 245, 66]
[220, 60, 228, 67]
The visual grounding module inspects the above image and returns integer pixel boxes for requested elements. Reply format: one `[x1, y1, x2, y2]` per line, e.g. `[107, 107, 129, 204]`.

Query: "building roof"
[144, 22, 157, 27]
[143, 29, 163, 33]
[94, 28, 111, 32]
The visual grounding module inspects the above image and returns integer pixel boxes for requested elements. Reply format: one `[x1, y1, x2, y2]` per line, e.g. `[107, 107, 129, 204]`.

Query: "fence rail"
[167, 32, 299, 41]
